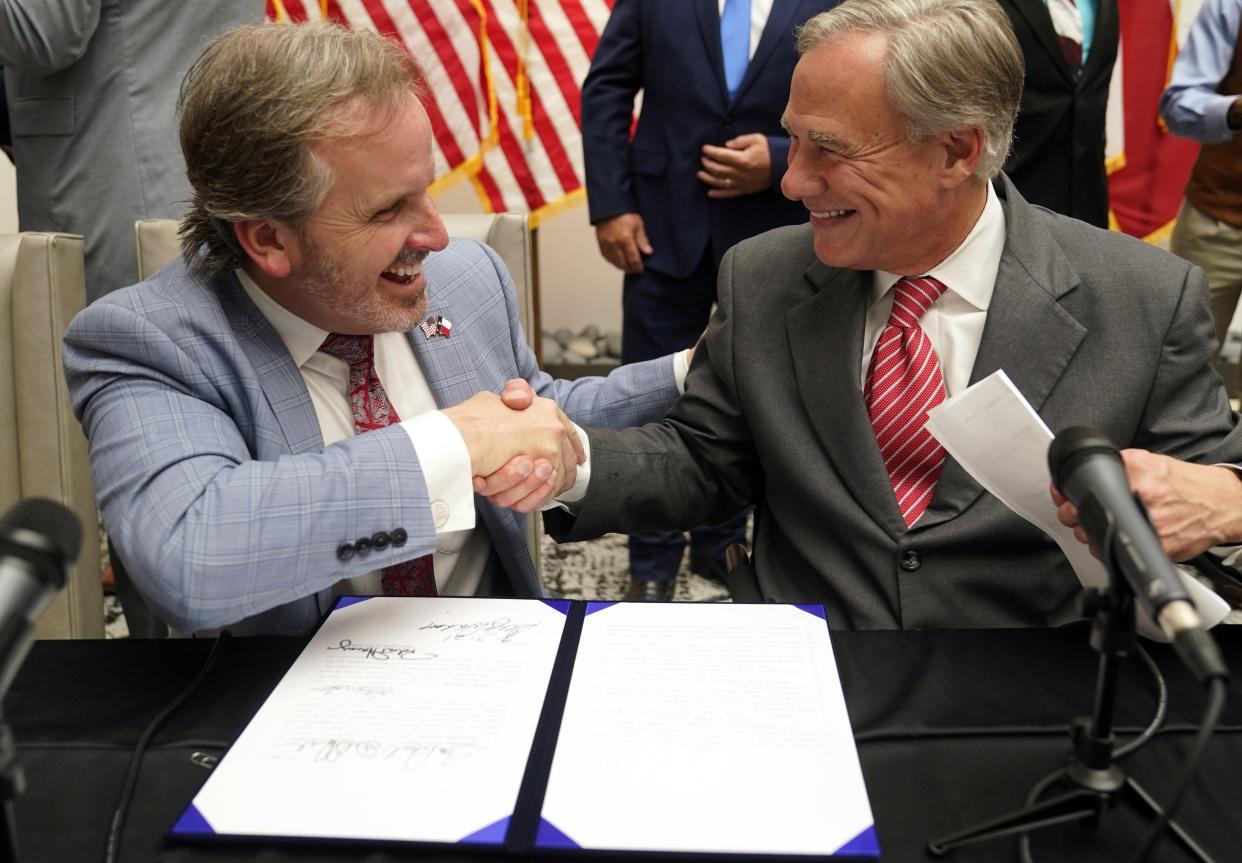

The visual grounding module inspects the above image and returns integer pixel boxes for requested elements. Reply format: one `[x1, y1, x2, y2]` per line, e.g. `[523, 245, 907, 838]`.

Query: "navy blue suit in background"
[581, 0, 837, 584]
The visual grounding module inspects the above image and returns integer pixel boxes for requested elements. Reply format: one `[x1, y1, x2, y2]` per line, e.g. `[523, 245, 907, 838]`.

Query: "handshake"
[443, 380, 586, 513]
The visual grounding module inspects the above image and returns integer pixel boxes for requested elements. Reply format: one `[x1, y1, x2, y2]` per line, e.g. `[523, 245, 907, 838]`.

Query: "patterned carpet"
[103, 531, 731, 638]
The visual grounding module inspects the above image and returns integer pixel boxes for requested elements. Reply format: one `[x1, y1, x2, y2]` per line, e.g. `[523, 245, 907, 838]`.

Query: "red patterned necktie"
[319, 333, 437, 596]
[864, 277, 949, 528]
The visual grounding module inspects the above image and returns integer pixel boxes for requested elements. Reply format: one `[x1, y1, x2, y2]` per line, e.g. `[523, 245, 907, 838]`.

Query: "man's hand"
[1228, 96, 1241, 132]
[443, 390, 585, 512]
[698, 133, 772, 199]
[1053, 449, 1242, 561]
[595, 212, 652, 274]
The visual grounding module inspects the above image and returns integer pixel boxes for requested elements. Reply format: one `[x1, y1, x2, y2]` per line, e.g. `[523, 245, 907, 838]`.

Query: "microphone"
[1048, 428, 1226, 680]
[0, 498, 80, 698]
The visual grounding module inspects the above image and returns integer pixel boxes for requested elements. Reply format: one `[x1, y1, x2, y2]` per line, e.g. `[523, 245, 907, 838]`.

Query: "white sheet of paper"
[189, 597, 566, 843]
[539, 603, 875, 856]
[924, 370, 1228, 640]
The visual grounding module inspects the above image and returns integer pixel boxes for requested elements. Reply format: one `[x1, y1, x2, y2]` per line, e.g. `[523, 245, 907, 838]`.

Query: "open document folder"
[171, 597, 879, 859]
[924, 370, 1229, 641]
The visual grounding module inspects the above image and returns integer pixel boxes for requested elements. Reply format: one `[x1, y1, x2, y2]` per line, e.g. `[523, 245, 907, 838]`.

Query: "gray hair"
[177, 21, 425, 276]
[795, 0, 1023, 179]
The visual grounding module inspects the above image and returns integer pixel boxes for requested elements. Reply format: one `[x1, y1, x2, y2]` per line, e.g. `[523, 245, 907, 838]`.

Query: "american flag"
[268, 0, 611, 227]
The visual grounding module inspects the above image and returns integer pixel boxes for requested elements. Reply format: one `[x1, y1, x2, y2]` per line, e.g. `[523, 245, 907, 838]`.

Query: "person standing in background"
[580, 0, 838, 601]
[998, 0, 1118, 227]
[0, 0, 264, 302]
[1161, 0, 1242, 396]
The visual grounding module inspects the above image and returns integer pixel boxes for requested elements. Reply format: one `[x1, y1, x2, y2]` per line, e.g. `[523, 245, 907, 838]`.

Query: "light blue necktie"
[720, 0, 751, 100]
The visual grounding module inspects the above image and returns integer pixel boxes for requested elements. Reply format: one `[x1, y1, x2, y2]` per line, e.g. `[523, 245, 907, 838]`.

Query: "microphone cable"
[104, 631, 230, 863]
[1128, 674, 1227, 863]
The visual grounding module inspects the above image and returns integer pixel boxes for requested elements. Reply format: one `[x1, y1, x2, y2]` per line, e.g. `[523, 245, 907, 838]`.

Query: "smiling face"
[264, 90, 450, 335]
[780, 32, 984, 275]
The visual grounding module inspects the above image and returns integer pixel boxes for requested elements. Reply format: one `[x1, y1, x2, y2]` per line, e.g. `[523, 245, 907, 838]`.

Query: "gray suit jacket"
[0, 0, 263, 301]
[550, 176, 1242, 630]
[63, 239, 680, 635]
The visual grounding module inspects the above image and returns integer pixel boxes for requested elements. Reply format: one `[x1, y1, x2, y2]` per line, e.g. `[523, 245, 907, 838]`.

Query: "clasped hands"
[442, 381, 584, 513]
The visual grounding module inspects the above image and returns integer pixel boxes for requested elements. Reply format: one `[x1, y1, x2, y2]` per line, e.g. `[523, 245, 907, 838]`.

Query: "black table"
[6, 625, 1242, 862]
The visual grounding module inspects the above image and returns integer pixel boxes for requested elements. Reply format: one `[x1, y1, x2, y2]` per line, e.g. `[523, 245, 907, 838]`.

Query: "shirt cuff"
[401, 411, 476, 533]
[543, 423, 592, 508]
[1203, 94, 1239, 143]
[674, 349, 691, 394]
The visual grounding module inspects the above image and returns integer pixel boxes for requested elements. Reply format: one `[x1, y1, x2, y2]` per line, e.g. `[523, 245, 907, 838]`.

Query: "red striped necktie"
[864, 277, 948, 528]
[319, 333, 437, 596]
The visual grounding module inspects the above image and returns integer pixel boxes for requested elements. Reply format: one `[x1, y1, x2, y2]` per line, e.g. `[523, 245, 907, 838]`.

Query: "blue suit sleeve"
[580, 0, 645, 224]
[62, 302, 439, 634]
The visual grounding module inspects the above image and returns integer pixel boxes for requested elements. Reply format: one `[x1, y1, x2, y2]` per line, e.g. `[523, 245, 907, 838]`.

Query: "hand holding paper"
[923, 371, 1228, 640]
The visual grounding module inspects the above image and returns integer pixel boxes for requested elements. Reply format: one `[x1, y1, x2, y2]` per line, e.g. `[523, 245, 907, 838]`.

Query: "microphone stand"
[926, 577, 1215, 862]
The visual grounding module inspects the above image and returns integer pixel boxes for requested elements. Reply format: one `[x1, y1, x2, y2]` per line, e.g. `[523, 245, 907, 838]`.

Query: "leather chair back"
[0, 233, 104, 638]
[134, 215, 542, 575]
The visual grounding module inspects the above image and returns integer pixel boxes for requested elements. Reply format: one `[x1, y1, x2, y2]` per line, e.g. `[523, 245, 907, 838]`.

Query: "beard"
[296, 231, 429, 334]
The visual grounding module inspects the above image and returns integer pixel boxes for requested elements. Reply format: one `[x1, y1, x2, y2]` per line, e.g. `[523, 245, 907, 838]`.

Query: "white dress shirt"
[861, 182, 1007, 397]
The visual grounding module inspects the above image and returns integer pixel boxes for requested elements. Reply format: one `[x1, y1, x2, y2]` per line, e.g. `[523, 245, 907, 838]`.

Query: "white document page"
[187, 597, 566, 843]
[924, 370, 1228, 640]
[540, 603, 875, 856]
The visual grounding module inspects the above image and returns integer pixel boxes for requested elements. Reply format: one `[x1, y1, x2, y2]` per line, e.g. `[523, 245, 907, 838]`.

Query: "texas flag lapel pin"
[419, 315, 453, 340]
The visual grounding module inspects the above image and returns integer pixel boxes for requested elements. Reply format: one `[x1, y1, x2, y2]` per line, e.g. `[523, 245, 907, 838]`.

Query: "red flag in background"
[1106, 0, 1204, 243]
[269, 0, 612, 227]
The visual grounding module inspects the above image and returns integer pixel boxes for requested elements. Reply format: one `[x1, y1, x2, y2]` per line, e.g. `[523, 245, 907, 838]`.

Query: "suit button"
[390, 528, 408, 547]
[354, 536, 373, 555]
[899, 550, 921, 572]
[372, 531, 390, 550]
[336, 543, 355, 562]
[723, 117, 733, 130]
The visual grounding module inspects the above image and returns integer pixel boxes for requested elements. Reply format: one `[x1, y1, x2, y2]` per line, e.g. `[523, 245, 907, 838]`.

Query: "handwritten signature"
[280, 738, 483, 768]
[417, 616, 540, 644]
[325, 640, 438, 661]
[310, 684, 393, 697]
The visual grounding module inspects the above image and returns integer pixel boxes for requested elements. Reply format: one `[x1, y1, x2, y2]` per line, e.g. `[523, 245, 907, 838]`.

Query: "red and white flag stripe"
[270, 0, 613, 226]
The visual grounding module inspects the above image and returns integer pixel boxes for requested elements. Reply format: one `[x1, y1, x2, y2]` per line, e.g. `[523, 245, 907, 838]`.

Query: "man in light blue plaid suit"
[61, 21, 687, 636]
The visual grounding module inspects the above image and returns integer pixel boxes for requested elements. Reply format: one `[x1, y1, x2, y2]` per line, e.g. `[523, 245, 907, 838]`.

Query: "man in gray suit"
[0, 0, 264, 301]
[61, 22, 687, 635]
[534, 0, 1242, 629]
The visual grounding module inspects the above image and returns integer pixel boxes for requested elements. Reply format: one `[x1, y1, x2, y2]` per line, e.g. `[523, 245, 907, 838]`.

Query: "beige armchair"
[134, 214, 542, 575]
[0, 233, 104, 639]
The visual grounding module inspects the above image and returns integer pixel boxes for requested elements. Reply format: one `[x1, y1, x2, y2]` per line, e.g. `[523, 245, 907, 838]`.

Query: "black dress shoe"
[623, 579, 675, 601]
[688, 552, 728, 585]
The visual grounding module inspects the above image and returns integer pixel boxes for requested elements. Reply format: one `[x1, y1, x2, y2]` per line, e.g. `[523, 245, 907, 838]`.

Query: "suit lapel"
[787, 264, 909, 539]
[917, 177, 1087, 529]
[407, 298, 482, 410]
[1007, 0, 1076, 86]
[730, 0, 800, 105]
[693, 0, 729, 105]
[218, 273, 324, 455]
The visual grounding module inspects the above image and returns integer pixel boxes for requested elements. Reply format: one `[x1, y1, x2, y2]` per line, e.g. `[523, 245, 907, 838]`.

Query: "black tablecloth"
[6, 625, 1242, 862]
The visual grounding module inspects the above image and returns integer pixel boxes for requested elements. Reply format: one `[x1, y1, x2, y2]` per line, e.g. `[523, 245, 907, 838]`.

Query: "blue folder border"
[171, 803, 215, 836]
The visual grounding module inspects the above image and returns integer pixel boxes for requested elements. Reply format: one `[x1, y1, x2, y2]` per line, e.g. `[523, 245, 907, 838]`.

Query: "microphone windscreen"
[1048, 426, 1121, 491]
[0, 498, 83, 568]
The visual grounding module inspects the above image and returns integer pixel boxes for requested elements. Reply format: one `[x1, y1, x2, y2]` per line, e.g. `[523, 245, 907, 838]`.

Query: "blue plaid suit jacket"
[63, 239, 678, 635]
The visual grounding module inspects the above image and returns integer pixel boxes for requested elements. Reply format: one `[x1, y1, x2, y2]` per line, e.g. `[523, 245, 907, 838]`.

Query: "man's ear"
[939, 127, 985, 188]
[233, 219, 298, 279]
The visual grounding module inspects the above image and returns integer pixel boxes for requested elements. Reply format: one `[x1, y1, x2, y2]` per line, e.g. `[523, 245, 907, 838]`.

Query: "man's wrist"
[1228, 97, 1241, 132]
